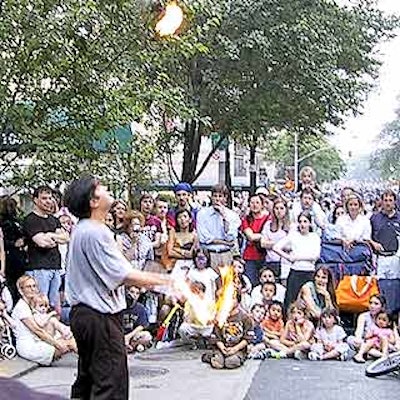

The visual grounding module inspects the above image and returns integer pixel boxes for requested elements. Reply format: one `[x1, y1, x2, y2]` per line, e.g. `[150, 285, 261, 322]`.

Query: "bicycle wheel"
[365, 351, 400, 377]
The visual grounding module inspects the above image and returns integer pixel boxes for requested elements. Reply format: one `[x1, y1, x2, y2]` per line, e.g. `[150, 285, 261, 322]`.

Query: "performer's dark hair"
[64, 175, 99, 219]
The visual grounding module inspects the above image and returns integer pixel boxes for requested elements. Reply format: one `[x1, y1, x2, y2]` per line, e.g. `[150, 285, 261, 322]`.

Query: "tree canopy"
[0, 0, 398, 192]
[371, 99, 400, 180]
[158, 0, 398, 184]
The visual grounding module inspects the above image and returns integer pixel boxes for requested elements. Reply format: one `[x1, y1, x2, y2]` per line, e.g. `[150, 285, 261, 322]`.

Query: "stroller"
[0, 322, 16, 360]
[0, 279, 17, 360]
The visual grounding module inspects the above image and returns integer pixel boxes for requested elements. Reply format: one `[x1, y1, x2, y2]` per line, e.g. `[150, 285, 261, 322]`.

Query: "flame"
[215, 265, 236, 328]
[172, 265, 236, 329]
[174, 278, 215, 326]
[155, 2, 184, 37]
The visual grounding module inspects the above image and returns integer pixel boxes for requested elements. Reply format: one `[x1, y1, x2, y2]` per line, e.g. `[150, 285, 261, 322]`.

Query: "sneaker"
[308, 351, 320, 361]
[136, 344, 145, 353]
[340, 351, 349, 362]
[274, 351, 287, 359]
[252, 350, 266, 360]
[201, 352, 212, 364]
[262, 349, 276, 359]
[294, 350, 306, 360]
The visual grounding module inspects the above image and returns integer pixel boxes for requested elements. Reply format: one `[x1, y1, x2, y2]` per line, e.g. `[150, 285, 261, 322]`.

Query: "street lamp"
[293, 130, 332, 192]
[155, 1, 184, 36]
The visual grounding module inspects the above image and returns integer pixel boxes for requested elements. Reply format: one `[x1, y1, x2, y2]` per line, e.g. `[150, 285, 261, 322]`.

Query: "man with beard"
[167, 182, 198, 229]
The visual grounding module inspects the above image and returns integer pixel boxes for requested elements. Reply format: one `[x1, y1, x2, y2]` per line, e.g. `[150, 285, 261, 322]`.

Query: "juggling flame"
[155, 2, 184, 37]
[215, 265, 236, 328]
[173, 265, 236, 329]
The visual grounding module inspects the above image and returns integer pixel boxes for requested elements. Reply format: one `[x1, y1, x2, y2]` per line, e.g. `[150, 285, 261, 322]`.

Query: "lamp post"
[293, 130, 332, 192]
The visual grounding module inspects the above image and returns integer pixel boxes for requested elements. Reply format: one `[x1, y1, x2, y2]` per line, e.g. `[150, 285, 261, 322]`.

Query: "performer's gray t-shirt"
[66, 219, 131, 314]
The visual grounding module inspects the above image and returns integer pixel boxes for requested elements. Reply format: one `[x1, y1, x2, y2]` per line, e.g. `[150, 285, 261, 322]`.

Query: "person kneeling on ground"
[179, 281, 214, 348]
[202, 291, 253, 369]
[123, 286, 152, 352]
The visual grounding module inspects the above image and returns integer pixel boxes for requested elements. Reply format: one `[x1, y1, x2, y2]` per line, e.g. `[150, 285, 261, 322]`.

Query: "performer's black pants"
[70, 304, 128, 400]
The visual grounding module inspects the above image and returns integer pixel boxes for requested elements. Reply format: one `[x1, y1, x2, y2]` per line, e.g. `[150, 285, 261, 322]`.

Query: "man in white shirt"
[197, 184, 241, 269]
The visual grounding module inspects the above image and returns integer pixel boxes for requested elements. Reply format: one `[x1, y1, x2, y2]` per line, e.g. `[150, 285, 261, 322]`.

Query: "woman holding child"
[11, 275, 72, 365]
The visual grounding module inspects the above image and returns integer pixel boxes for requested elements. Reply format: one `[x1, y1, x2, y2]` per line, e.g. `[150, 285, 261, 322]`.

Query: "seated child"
[179, 281, 214, 348]
[261, 300, 285, 353]
[354, 311, 396, 363]
[202, 291, 253, 369]
[123, 286, 152, 352]
[273, 301, 314, 359]
[251, 267, 286, 306]
[247, 304, 267, 359]
[259, 282, 276, 310]
[308, 307, 349, 361]
[31, 293, 77, 352]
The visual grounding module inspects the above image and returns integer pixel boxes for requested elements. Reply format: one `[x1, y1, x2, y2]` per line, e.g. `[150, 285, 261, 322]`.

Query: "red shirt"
[241, 214, 270, 261]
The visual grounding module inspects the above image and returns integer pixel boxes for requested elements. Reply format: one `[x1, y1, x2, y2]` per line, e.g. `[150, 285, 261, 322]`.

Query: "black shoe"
[201, 352, 212, 364]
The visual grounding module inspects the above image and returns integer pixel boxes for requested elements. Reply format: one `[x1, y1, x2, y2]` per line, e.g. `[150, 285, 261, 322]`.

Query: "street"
[2, 347, 399, 400]
[246, 359, 400, 400]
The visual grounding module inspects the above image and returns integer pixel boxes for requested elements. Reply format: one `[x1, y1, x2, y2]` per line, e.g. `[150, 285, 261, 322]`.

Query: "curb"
[10, 362, 39, 379]
[0, 358, 39, 380]
[232, 360, 261, 400]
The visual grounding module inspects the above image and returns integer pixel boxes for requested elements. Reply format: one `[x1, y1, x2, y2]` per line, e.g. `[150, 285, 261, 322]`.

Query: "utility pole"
[249, 134, 257, 195]
[294, 131, 299, 192]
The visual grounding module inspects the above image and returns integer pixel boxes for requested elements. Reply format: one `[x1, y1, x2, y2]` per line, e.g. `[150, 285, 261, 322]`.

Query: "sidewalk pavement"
[0, 356, 38, 379]
[11, 345, 262, 400]
[132, 347, 261, 400]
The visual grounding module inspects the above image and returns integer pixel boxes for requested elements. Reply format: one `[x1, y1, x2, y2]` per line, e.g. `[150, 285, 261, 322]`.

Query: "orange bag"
[335, 275, 379, 313]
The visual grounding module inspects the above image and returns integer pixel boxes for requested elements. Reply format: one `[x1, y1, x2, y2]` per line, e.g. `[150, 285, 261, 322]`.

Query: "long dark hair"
[297, 210, 313, 232]
[175, 209, 194, 232]
[314, 265, 337, 308]
[270, 197, 290, 233]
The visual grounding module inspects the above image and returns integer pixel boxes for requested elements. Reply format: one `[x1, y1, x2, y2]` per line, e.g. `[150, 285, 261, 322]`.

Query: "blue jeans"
[244, 260, 265, 287]
[378, 279, 400, 314]
[27, 269, 61, 308]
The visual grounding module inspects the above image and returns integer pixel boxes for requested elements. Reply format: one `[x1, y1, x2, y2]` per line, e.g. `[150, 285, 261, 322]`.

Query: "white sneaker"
[308, 351, 321, 361]
[340, 351, 348, 361]
[294, 350, 305, 360]
[136, 344, 145, 352]
[277, 351, 287, 359]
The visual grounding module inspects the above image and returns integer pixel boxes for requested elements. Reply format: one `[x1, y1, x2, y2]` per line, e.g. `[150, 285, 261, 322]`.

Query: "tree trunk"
[181, 120, 201, 183]
[225, 142, 232, 208]
[249, 136, 257, 195]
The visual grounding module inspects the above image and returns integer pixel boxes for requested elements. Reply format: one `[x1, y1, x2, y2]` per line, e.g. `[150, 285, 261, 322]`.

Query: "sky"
[331, 0, 400, 157]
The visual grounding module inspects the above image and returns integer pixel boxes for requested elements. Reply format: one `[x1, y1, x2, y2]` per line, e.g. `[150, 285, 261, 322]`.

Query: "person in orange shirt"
[261, 301, 284, 349]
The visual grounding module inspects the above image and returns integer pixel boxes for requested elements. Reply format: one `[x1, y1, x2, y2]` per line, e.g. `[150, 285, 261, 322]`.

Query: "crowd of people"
[0, 166, 400, 374]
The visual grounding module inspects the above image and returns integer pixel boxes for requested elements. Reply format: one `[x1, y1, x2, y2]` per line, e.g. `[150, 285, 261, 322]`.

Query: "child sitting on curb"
[123, 286, 152, 352]
[272, 301, 314, 360]
[202, 291, 253, 369]
[354, 310, 396, 363]
[308, 307, 349, 361]
[261, 300, 285, 357]
[247, 303, 267, 359]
